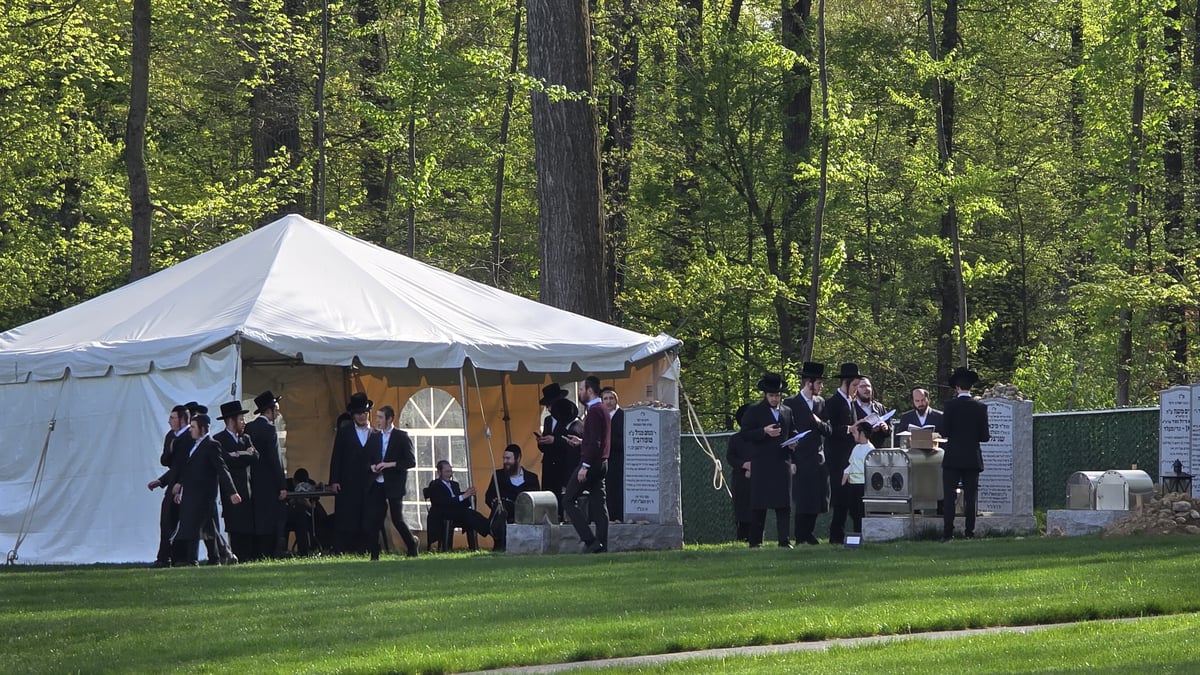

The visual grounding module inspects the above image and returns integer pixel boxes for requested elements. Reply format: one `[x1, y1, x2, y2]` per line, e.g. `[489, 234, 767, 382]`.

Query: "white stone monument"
[1159, 385, 1193, 496]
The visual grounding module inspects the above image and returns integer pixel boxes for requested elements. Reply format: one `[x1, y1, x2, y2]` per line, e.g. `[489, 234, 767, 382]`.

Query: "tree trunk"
[1162, 0, 1187, 382]
[312, 0, 330, 221]
[1118, 19, 1147, 406]
[126, 0, 152, 282]
[670, 0, 703, 260]
[802, 0, 828, 362]
[779, 0, 813, 365]
[357, 0, 392, 234]
[248, 0, 306, 226]
[527, 0, 609, 320]
[407, 0, 428, 257]
[491, 0, 524, 285]
[601, 0, 638, 322]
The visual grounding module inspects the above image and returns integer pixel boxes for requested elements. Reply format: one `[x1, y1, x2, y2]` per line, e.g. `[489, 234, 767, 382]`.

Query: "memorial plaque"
[1159, 386, 1191, 488]
[624, 408, 662, 520]
[978, 400, 1015, 514]
[1191, 384, 1200, 499]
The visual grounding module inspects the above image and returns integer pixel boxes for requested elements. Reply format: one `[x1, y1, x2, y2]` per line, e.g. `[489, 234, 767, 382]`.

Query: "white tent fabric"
[0, 214, 678, 382]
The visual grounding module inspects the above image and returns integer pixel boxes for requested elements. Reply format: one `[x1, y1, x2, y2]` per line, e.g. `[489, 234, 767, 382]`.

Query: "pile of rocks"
[1104, 491, 1200, 536]
[981, 382, 1025, 401]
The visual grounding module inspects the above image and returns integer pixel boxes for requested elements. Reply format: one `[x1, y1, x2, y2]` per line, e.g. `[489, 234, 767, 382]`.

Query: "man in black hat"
[740, 372, 799, 548]
[214, 400, 258, 561]
[372, 404, 420, 557]
[160, 413, 242, 565]
[821, 362, 861, 544]
[177, 402, 235, 564]
[784, 362, 833, 545]
[535, 382, 579, 522]
[146, 404, 192, 567]
[936, 367, 990, 541]
[600, 387, 625, 522]
[245, 390, 288, 560]
[725, 403, 755, 541]
[329, 392, 383, 556]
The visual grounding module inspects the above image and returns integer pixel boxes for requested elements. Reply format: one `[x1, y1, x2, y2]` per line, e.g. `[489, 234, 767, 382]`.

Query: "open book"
[861, 408, 896, 428]
[780, 429, 812, 447]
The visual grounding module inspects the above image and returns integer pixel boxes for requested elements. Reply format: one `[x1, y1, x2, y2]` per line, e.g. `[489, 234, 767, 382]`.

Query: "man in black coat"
[484, 444, 540, 551]
[725, 403, 754, 541]
[600, 387, 625, 521]
[850, 377, 891, 448]
[245, 390, 288, 560]
[936, 367, 990, 541]
[821, 362, 860, 544]
[159, 414, 242, 565]
[895, 388, 943, 436]
[372, 404, 420, 557]
[213, 400, 258, 560]
[147, 404, 192, 567]
[329, 392, 383, 555]
[740, 372, 800, 548]
[535, 383, 579, 522]
[783, 362, 833, 545]
[426, 460, 491, 551]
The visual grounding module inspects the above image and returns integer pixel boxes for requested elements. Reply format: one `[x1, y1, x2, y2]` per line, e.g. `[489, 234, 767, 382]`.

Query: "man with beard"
[535, 383, 579, 522]
[821, 363, 860, 544]
[850, 376, 891, 448]
[244, 390, 288, 560]
[783, 362, 833, 545]
[484, 444, 541, 551]
[147, 404, 192, 567]
[937, 367, 990, 541]
[426, 460, 492, 551]
[329, 392, 383, 556]
[600, 387, 625, 522]
[372, 405, 420, 558]
[213, 400, 258, 561]
[740, 372, 799, 548]
[160, 413, 242, 565]
[896, 388, 943, 436]
[563, 375, 611, 553]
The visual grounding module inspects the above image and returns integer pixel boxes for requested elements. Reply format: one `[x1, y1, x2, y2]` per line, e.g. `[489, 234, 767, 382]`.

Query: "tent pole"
[500, 375, 512, 445]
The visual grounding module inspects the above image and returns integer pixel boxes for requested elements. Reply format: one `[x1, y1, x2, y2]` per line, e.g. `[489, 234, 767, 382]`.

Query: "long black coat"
[740, 399, 796, 510]
[245, 416, 286, 536]
[725, 431, 754, 524]
[163, 436, 238, 541]
[851, 399, 891, 448]
[537, 397, 579, 495]
[484, 468, 541, 523]
[214, 428, 258, 534]
[329, 424, 382, 532]
[937, 396, 990, 471]
[783, 394, 833, 514]
[606, 408, 625, 519]
[895, 408, 944, 435]
[378, 427, 417, 500]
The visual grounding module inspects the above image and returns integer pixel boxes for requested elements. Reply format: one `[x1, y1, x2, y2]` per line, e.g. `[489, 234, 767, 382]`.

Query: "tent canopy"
[0, 214, 678, 381]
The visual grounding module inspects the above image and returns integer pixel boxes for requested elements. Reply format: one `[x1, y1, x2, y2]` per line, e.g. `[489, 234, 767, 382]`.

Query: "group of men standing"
[728, 361, 990, 547]
[148, 391, 287, 566]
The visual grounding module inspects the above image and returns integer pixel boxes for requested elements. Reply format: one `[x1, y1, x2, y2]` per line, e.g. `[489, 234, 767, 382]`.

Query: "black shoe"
[939, 535, 953, 543]
[370, 552, 380, 561]
[748, 543, 761, 548]
[406, 543, 419, 558]
[219, 553, 238, 565]
[778, 541, 794, 549]
[585, 540, 606, 554]
[964, 533, 975, 539]
[803, 536, 820, 545]
[205, 558, 221, 566]
[150, 559, 171, 568]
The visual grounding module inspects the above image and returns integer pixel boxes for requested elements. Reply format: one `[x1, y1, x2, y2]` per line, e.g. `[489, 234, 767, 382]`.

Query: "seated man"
[484, 444, 541, 551]
[425, 460, 491, 551]
[285, 468, 319, 556]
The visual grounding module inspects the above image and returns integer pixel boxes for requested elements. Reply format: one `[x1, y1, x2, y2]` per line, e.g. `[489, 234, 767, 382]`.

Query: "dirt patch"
[1104, 490, 1200, 536]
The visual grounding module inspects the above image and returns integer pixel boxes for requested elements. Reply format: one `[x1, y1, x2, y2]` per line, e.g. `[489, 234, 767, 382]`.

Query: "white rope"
[465, 362, 502, 516]
[6, 378, 67, 564]
[678, 377, 731, 498]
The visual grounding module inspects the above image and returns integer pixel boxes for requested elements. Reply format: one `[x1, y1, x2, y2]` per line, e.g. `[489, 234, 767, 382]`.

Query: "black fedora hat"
[799, 361, 825, 379]
[949, 367, 980, 389]
[539, 383, 568, 406]
[756, 372, 787, 394]
[346, 392, 373, 414]
[217, 400, 249, 420]
[185, 401, 208, 416]
[253, 390, 282, 414]
[834, 362, 861, 380]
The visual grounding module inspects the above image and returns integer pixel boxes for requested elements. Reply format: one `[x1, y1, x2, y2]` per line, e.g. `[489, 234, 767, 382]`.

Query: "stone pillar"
[979, 398, 1033, 516]
[1159, 385, 1193, 496]
[623, 404, 682, 526]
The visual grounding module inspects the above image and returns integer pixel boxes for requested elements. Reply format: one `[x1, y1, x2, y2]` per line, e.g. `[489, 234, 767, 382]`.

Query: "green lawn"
[2, 536, 1198, 673]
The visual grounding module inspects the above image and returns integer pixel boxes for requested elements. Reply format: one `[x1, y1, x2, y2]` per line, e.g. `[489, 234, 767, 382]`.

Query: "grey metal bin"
[1065, 471, 1105, 510]
[1095, 469, 1154, 510]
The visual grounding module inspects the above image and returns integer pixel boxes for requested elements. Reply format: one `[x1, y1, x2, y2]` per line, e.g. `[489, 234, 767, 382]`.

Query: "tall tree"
[126, 0, 152, 282]
[780, 0, 814, 364]
[526, 0, 608, 320]
[1118, 3, 1148, 406]
[1162, 0, 1187, 381]
[600, 0, 639, 321]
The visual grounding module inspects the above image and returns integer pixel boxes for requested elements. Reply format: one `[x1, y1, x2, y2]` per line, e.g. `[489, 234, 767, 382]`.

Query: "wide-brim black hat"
[799, 361, 825, 379]
[217, 400, 249, 420]
[835, 362, 861, 380]
[949, 367, 980, 389]
[756, 372, 787, 394]
[539, 383, 568, 406]
[346, 392, 373, 413]
[254, 390, 282, 414]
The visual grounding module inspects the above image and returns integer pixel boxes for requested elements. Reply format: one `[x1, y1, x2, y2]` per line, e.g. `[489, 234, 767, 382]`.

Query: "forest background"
[2, 0, 1198, 428]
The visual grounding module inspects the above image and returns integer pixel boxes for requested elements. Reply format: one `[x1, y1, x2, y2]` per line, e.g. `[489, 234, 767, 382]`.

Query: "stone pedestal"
[978, 398, 1034, 516]
[506, 523, 684, 555]
[1045, 509, 1128, 537]
[862, 514, 1037, 542]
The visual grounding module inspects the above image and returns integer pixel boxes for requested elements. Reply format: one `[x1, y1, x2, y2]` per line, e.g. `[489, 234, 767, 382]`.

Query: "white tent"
[0, 214, 680, 564]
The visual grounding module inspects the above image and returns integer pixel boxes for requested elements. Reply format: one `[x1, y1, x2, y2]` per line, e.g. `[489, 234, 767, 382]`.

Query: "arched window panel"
[400, 387, 468, 529]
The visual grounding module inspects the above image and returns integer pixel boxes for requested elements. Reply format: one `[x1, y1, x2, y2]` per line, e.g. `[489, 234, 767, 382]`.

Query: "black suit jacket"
[427, 478, 474, 512]
[484, 469, 541, 522]
[937, 396, 990, 471]
[329, 424, 382, 532]
[783, 393, 833, 514]
[538, 397, 580, 471]
[739, 398, 796, 509]
[851, 399, 891, 448]
[378, 427, 417, 500]
[158, 430, 193, 488]
[244, 416, 286, 535]
[162, 436, 237, 541]
[213, 428, 258, 533]
[896, 408, 944, 435]
[821, 390, 857, 477]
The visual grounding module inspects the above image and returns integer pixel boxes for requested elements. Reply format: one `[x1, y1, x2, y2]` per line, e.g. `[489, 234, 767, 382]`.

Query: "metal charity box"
[905, 447, 944, 513]
[1065, 471, 1105, 509]
[863, 448, 911, 514]
[1095, 469, 1154, 510]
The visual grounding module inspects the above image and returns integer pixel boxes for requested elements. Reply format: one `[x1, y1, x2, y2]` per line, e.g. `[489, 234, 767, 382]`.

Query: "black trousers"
[227, 532, 255, 561]
[541, 460, 567, 522]
[942, 467, 980, 537]
[828, 477, 849, 543]
[156, 492, 178, 563]
[750, 507, 790, 546]
[564, 461, 609, 548]
[847, 482, 865, 534]
[386, 497, 420, 555]
[793, 512, 818, 544]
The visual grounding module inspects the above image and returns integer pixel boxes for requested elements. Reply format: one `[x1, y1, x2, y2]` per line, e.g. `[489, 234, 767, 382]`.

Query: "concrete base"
[862, 514, 1038, 542]
[506, 523, 684, 555]
[1045, 509, 1128, 537]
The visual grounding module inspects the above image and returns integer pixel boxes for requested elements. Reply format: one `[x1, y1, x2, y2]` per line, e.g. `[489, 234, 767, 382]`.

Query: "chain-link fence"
[682, 407, 1162, 543]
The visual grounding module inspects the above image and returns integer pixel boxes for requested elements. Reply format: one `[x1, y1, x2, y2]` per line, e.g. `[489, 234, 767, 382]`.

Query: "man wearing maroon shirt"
[564, 375, 611, 553]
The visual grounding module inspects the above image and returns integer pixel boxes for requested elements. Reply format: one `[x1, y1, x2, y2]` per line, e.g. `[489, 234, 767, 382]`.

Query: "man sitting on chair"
[485, 444, 540, 551]
[425, 460, 491, 551]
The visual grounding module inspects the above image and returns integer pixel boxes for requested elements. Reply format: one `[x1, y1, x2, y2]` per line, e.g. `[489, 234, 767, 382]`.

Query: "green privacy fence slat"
[680, 408, 1161, 544]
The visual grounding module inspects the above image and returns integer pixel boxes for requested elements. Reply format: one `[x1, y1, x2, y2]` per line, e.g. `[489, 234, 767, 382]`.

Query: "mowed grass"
[1, 536, 1198, 673]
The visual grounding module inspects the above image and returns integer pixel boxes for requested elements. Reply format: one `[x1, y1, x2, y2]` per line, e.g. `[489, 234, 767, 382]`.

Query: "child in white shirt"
[842, 421, 875, 534]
